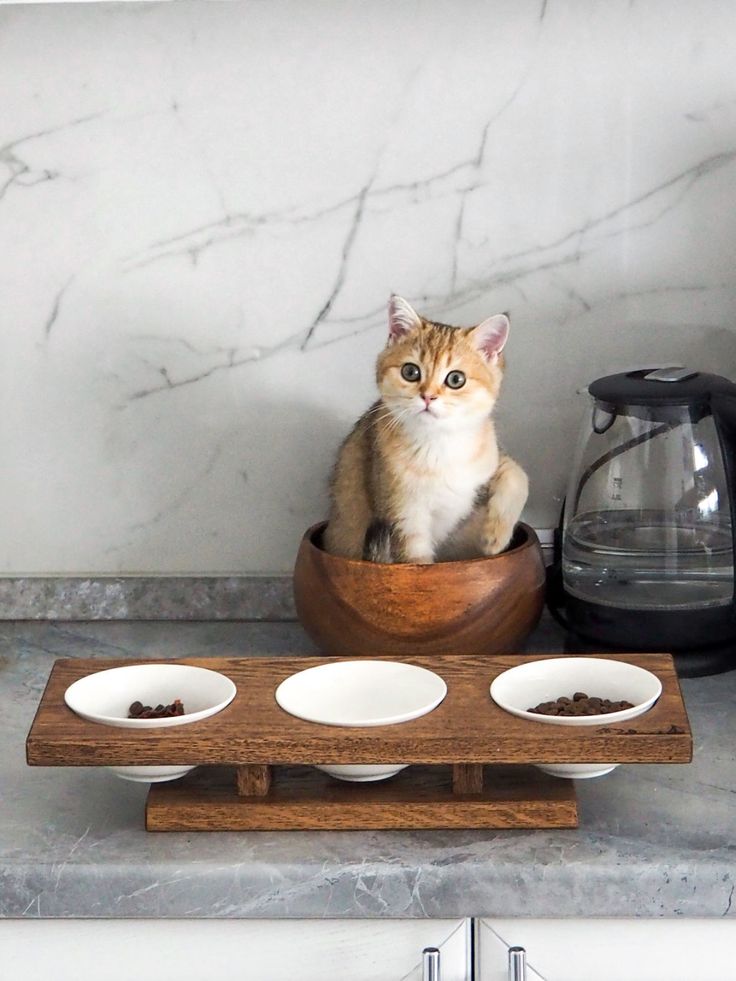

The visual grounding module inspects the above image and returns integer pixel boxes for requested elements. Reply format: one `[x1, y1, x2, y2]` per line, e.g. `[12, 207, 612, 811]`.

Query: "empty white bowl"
[490, 657, 662, 779]
[275, 659, 447, 782]
[64, 663, 237, 783]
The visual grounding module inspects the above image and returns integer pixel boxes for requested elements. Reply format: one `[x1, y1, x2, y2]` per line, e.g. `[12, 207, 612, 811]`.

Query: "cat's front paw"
[394, 530, 435, 564]
[401, 551, 435, 565]
[481, 514, 516, 556]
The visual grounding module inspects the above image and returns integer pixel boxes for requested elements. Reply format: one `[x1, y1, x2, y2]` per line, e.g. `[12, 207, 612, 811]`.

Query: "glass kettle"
[560, 367, 736, 658]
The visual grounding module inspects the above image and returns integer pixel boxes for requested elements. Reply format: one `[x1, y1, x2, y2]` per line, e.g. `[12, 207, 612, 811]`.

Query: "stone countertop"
[2, 617, 735, 919]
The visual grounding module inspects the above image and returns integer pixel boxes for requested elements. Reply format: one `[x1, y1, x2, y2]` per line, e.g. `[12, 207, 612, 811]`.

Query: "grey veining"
[3, 615, 736, 919]
[2, 0, 736, 574]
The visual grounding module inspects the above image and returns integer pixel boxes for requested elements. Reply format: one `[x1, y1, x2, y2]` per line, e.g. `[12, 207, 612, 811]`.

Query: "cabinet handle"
[508, 945, 527, 981]
[422, 946, 441, 981]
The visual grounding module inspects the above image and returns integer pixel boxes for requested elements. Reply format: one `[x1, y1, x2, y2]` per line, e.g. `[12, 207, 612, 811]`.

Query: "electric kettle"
[557, 367, 736, 666]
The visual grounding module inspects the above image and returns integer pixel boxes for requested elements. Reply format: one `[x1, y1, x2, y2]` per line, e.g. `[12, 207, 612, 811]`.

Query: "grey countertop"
[2, 616, 735, 920]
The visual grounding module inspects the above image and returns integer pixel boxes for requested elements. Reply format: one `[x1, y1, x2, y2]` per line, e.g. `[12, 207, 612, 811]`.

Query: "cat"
[323, 295, 528, 563]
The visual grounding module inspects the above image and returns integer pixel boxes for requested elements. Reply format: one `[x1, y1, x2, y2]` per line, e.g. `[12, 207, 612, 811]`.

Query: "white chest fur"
[398, 423, 498, 546]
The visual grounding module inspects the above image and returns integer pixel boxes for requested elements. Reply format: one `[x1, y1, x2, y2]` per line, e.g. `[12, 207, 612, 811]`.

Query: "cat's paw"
[395, 531, 435, 564]
[481, 514, 515, 556]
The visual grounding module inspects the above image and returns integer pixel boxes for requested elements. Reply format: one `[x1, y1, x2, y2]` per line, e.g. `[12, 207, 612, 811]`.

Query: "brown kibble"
[527, 692, 637, 717]
[128, 698, 187, 719]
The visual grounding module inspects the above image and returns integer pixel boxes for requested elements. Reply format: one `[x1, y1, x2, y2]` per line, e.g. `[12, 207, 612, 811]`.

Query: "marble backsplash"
[2, 0, 736, 575]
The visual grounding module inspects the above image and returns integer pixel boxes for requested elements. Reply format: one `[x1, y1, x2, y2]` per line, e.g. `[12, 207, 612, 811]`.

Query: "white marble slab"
[2, 0, 736, 573]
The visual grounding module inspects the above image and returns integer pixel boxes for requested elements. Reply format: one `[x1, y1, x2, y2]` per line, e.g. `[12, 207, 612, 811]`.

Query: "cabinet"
[9, 916, 736, 979]
[477, 918, 736, 980]
[1, 918, 470, 981]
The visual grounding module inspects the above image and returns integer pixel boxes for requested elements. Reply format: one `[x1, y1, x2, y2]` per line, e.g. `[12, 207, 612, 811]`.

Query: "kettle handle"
[710, 392, 736, 614]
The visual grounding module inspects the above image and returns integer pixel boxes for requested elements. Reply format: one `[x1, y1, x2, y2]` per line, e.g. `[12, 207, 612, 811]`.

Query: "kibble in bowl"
[64, 663, 236, 783]
[489, 656, 662, 779]
[528, 692, 634, 716]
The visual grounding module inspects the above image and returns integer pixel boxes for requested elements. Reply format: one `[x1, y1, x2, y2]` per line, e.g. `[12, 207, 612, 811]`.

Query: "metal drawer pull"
[508, 945, 527, 981]
[422, 946, 441, 981]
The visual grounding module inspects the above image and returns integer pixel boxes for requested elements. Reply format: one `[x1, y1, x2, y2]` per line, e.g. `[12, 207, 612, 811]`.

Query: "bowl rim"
[489, 656, 663, 726]
[274, 658, 448, 727]
[64, 662, 237, 728]
[302, 520, 539, 569]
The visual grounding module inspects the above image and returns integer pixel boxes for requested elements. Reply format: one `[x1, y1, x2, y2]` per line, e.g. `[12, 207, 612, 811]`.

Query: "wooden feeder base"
[145, 764, 579, 832]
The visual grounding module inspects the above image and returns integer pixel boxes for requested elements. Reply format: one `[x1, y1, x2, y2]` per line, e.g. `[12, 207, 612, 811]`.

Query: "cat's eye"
[400, 363, 421, 382]
[445, 370, 466, 390]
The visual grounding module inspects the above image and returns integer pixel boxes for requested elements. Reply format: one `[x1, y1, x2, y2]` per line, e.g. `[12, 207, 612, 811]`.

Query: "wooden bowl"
[293, 521, 546, 656]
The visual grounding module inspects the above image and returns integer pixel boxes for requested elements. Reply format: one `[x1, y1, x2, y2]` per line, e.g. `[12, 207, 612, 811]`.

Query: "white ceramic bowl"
[490, 657, 662, 779]
[275, 659, 447, 782]
[64, 663, 237, 783]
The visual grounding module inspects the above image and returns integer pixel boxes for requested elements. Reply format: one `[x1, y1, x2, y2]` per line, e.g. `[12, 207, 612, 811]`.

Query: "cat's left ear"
[388, 294, 422, 343]
[471, 314, 510, 362]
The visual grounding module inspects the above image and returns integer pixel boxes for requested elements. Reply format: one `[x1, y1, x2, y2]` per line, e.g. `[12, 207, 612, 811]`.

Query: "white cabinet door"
[1, 918, 470, 981]
[478, 918, 736, 981]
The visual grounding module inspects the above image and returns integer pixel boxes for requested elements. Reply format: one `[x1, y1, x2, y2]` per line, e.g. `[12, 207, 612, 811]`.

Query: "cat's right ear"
[388, 294, 421, 343]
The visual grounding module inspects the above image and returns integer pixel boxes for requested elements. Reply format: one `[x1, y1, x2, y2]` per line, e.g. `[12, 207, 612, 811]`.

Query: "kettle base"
[557, 593, 736, 678]
[561, 627, 735, 678]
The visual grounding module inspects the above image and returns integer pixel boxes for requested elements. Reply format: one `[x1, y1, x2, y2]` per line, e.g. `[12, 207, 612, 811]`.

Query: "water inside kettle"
[563, 509, 733, 610]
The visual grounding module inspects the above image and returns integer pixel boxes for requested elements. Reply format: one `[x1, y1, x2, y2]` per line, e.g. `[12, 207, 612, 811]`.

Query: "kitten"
[324, 295, 528, 563]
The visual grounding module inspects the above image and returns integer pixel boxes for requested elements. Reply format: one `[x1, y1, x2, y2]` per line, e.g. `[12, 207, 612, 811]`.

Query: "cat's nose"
[421, 393, 438, 407]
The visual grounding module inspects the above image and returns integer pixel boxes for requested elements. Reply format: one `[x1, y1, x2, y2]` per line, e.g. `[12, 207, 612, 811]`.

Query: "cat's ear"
[388, 294, 421, 343]
[471, 314, 510, 362]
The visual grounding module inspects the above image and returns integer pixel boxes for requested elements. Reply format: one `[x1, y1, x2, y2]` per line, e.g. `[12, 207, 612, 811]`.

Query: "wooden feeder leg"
[452, 764, 484, 795]
[236, 764, 272, 797]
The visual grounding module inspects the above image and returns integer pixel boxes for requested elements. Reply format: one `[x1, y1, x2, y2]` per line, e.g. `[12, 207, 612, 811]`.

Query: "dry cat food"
[527, 691, 635, 717]
[128, 699, 186, 719]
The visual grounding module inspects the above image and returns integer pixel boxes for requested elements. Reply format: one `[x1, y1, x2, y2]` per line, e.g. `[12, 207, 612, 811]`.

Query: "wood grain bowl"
[293, 521, 546, 656]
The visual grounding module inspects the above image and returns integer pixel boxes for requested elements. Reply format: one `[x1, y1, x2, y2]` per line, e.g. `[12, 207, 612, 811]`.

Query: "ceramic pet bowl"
[274, 659, 447, 781]
[64, 663, 237, 783]
[293, 521, 546, 656]
[490, 656, 662, 779]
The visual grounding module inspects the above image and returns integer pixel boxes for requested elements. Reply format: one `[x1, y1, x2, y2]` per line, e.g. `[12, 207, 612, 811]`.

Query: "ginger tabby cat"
[324, 295, 529, 563]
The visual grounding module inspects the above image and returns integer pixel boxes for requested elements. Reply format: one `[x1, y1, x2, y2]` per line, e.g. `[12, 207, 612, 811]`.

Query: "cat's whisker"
[364, 402, 390, 416]
[365, 401, 412, 433]
[381, 406, 413, 436]
[367, 409, 395, 429]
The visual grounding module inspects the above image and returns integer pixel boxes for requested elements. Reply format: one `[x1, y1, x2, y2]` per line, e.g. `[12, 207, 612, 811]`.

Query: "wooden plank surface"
[236, 764, 272, 797]
[145, 765, 579, 831]
[26, 653, 692, 767]
[452, 763, 484, 794]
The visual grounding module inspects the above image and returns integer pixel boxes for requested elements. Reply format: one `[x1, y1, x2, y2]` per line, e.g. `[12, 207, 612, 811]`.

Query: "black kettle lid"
[589, 368, 736, 407]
